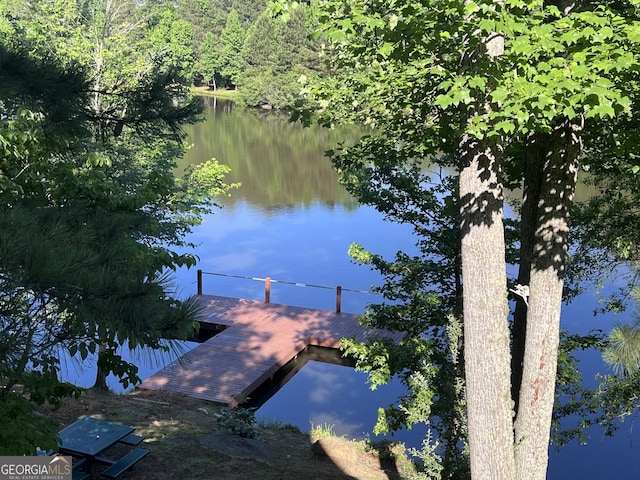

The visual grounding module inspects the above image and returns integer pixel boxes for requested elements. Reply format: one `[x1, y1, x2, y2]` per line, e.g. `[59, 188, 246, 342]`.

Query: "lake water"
[66, 97, 640, 477]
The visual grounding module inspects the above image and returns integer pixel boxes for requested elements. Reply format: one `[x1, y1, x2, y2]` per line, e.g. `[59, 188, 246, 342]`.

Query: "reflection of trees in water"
[200, 95, 235, 113]
[181, 98, 361, 210]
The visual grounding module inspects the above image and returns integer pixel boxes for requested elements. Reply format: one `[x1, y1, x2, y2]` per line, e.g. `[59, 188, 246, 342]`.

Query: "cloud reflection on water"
[256, 360, 425, 445]
[301, 363, 348, 405]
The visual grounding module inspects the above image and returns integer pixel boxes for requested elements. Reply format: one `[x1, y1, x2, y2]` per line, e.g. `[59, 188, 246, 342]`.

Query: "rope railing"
[196, 269, 372, 313]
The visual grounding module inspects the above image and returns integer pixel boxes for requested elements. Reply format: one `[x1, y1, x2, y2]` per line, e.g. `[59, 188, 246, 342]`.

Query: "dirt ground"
[36, 389, 416, 480]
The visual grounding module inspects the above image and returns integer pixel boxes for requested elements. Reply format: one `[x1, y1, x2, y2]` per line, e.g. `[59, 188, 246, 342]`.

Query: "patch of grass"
[257, 417, 301, 433]
[310, 422, 337, 439]
[191, 87, 238, 99]
[362, 438, 418, 476]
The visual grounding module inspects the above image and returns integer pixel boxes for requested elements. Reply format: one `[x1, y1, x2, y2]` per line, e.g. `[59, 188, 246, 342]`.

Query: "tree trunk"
[513, 118, 582, 480]
[459, 134, 515, 480]
[511, 132, 547, 413]
[93, 343, 110, 391]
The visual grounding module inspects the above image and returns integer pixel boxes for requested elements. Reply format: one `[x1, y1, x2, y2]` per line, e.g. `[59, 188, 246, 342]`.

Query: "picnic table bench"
[119, 434, 144, 446]
[101, 448, 149, 479]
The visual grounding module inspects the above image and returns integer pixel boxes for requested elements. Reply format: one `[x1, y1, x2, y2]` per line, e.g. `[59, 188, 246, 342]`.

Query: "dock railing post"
[265, 277, 271, 304]
[336, 285, 342, 313]
[197, 269, 203, 295]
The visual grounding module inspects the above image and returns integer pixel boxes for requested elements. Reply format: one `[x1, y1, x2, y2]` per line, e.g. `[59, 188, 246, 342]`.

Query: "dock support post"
[336, 286, 342, 313]
[197, 269, 203, 295]
[265, 277, 271, 304]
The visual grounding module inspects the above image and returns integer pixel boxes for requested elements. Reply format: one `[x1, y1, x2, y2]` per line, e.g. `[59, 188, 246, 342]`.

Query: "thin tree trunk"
[460, 134, 515, 480]
[514, 118, 582, 480]
[93, 343, 110, 391]
[511, 132, 547, 413]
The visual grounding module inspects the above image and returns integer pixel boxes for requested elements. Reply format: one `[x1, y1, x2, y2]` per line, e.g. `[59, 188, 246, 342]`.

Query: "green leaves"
[494, 120, 516, 134]
[603, 322, 640, 376]
[0, 393, 60, 455]
[214, 406, 258, 438]
[84, 152, 111, 168]
[367, 1, 640, 138]
[435, 78, 474, 109]
[68, 342, 97, 361]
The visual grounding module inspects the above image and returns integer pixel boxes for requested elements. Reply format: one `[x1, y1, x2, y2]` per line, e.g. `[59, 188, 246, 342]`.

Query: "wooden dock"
[138, 295, 399, 407]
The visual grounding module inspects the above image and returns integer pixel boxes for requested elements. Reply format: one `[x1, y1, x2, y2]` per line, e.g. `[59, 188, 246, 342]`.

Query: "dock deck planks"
[138, 295, 400, 406]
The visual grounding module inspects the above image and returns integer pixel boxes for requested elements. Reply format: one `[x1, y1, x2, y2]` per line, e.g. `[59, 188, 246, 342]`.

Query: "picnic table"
[58, 417, 148, 479]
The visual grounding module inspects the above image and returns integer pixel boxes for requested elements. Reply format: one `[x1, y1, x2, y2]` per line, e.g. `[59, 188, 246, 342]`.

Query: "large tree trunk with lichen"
[459, 134, 515, 480]
[458, 15, 516, 480]
[513, 117, 582, 480]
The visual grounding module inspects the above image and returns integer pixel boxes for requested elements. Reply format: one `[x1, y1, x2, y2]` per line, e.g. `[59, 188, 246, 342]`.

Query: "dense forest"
[161, 0, 324, 108]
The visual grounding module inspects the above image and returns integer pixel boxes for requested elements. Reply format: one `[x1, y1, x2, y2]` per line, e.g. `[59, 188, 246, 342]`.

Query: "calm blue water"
[548, 299, 640, 479]
[172, 201, 410, 312]
[62, 99, 640, 478]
